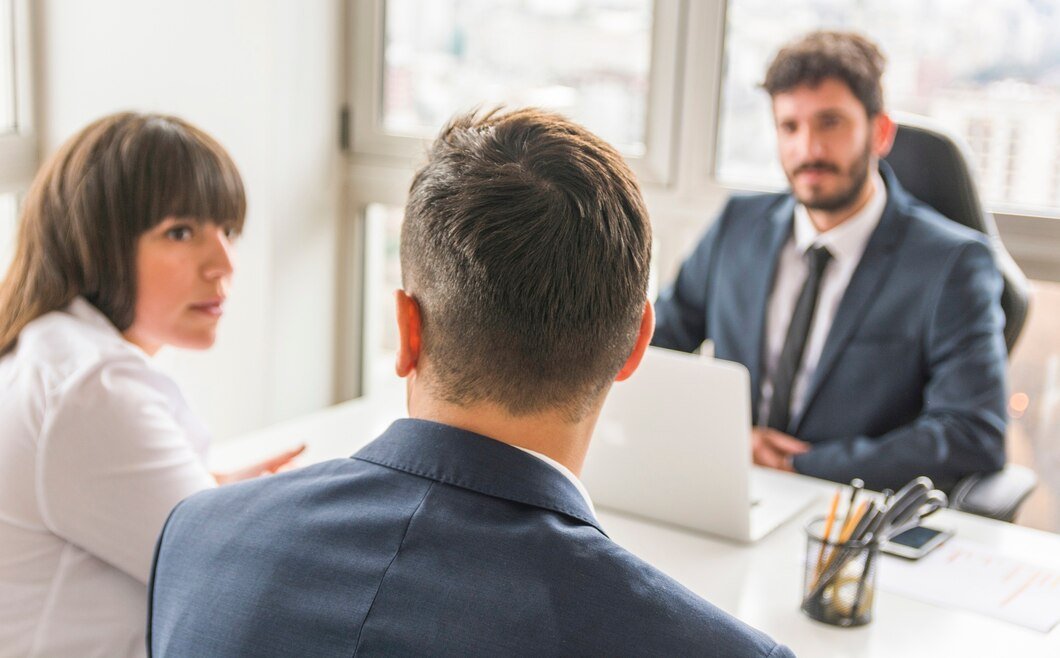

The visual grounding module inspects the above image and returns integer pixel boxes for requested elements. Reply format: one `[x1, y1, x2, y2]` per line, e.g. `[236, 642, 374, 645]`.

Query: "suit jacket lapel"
[748, 198, 796, 419]
[791, 183, 910, 434]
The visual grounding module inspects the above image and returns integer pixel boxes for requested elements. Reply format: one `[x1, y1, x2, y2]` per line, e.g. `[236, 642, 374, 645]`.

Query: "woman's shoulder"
[13, 301, 150, 390]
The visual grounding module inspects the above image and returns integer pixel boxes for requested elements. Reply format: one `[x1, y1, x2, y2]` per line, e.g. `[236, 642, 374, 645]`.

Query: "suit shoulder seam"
[351, 480, 434, 656]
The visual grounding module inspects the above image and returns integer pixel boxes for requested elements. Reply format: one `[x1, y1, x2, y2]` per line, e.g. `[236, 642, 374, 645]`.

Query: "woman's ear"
[395, 289, 423, 378]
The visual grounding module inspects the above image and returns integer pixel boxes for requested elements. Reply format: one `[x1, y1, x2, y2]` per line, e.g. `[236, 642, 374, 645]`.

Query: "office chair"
[884, 113, 1036, 522]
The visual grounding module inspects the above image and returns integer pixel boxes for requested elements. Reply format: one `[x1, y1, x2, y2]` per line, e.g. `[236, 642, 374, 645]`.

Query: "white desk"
[214, 385, 1060, 657]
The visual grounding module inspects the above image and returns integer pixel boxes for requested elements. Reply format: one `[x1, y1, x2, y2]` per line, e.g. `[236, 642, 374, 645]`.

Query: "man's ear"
[872, 111, 897, 158]
[395, 289, 423, 378]
[615, 301, 655, 382]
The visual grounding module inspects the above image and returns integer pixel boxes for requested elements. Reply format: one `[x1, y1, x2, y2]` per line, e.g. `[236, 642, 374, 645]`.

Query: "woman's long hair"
[0, 112, 246, 355]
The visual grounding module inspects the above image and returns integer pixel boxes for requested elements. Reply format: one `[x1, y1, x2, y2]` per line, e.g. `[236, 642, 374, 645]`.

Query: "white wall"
[36, 0, 344, 439]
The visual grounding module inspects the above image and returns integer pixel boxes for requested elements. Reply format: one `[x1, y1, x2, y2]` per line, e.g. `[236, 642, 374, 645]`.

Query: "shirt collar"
[66, 297, 153, 358]
[793, 169, 887, 263]
[66, 297, 121, 336]
[354, 419, 604, 534]
[515, 446, 595, 515]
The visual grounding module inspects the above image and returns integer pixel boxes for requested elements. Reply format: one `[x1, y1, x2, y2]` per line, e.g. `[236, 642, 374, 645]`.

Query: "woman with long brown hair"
[0, 113, 300, 656]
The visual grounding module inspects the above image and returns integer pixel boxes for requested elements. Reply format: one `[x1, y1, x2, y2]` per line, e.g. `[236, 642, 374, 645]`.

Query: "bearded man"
[653, 31, 1007, 492]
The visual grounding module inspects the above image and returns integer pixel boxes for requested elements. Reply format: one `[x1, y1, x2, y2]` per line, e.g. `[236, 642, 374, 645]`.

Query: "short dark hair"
[762, 31, 886, 116]
[402, 107, 651, 421]
[0, 112, 245, 355]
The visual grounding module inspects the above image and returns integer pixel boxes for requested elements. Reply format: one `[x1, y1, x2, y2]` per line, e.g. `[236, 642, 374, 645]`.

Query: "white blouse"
[0, 298, 216, 657]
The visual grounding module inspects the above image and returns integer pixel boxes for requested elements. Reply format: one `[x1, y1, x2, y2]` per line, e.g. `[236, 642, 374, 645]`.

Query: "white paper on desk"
[878, 537, 1060, 632]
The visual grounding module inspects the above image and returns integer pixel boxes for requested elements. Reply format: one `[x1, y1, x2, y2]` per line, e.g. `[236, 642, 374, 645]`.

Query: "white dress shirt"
[0, 298, 217, 657]
[516, 446, 596, 515]
[759, 171, 887, 427]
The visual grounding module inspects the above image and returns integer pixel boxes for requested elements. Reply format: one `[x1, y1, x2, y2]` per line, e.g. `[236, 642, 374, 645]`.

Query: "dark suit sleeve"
[792, 240, 1008, 491]
[147, 498, 187, 657]
[652, 210, 725, 353]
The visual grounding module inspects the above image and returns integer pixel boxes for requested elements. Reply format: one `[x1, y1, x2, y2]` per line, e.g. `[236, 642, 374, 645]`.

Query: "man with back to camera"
[148, 108, 795, 657]
[653, 31, 1007, 492]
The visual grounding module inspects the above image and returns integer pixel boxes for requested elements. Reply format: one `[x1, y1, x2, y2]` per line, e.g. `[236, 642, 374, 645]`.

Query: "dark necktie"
[767, 245, 833, 432]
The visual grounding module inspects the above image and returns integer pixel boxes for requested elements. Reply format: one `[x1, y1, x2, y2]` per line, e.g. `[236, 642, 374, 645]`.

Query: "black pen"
[849, 490, 894, 622]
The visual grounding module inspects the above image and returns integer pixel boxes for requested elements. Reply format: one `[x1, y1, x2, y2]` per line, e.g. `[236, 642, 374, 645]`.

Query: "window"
[1008, 280, 1060, 532]
[0, 0, 17, 273]
[1050, 118, 1060, 207]
[342, 0, 687, 397]
[383, 0, 652, 154]
[361, 203, 404, 391]
[0, 0, 15, 134]
[717, 0, 1060, 216]
[0, 0, 35, 250]
[352, 0, 684, 183]
[967, 117, 993, 183]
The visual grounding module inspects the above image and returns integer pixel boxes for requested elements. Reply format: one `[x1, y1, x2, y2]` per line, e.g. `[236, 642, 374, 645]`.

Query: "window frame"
[0, 0, 36, 195]
[348, 0, 686, 186]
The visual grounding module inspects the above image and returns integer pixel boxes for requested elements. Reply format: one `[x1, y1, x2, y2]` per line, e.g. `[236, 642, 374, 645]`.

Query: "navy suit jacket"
[653, 163, 1007, 492]
[149, 420, 794, 657]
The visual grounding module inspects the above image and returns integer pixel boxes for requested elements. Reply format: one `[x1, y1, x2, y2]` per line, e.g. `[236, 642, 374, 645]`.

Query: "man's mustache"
[794, 162, 841, 175]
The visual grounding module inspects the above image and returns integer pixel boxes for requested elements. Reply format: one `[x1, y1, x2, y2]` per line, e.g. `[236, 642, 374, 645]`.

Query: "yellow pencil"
[839, 501, 869, 543]
[814, 489, 842, 579]
[813, 501, 870, 592]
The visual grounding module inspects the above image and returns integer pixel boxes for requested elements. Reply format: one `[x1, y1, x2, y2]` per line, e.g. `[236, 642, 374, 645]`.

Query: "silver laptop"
[582, 346, 820, 543]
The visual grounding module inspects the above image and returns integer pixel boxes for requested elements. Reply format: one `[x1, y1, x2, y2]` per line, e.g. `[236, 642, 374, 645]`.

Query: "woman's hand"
[213, 444, 306, 485]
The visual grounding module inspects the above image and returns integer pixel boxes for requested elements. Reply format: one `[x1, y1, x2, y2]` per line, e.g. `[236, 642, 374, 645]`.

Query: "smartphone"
[881, 525, 953, 560]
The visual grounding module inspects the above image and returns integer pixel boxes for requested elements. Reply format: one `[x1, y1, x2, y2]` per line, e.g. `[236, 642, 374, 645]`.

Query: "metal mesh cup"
[801, 516, 879, 627]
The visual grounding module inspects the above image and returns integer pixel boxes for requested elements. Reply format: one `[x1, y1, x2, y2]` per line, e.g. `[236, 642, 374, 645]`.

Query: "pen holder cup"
[801, 517, 879, 627]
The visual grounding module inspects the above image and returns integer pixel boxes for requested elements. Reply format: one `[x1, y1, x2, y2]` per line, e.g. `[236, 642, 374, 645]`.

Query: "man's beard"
[789, 140, 872, 213]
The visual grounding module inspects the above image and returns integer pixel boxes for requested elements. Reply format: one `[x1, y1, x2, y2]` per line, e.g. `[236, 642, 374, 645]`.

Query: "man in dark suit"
[654, 31, 1007, 492]
[148, 109, 794, 657]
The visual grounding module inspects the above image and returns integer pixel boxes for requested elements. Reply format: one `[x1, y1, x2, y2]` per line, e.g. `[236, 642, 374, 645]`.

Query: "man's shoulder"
[721, 191, 791, 224]
[692, 191, 793, 253]
[162, 456, 425, 553]
[154, 456, 791, 657]
[561, 532, 791, 656]
[896, 195, 992, 255]
[171, 456, 410, 520]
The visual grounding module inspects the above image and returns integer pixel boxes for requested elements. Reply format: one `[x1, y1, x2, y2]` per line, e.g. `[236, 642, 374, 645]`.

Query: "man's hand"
[751, 427, 810, 472]
[213, 444, 306, 485]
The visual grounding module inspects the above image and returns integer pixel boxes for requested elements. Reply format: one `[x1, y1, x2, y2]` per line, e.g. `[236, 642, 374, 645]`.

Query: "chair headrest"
[883, 113, 1029, 353]
[884, 113, 996, 238]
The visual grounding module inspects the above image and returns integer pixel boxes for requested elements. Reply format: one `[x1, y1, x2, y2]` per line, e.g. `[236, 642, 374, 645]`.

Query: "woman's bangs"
[143, 123, 247, 234]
